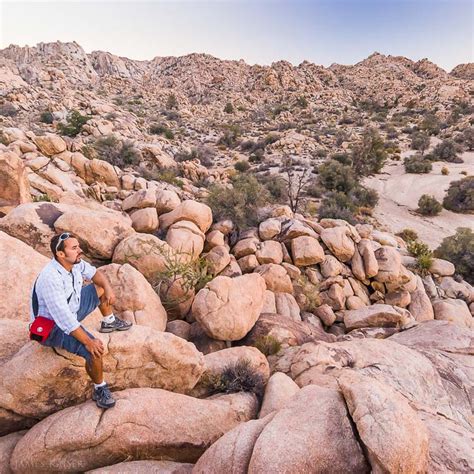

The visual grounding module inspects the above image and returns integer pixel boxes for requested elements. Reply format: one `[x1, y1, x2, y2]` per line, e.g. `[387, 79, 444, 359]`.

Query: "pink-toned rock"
[339, 371, 429, 473]
[320, 255, 343, 278]
[33, 134, 66, 156]
[86, 159, 120, 188]
[166, 320, 191, 340]
[0, 430, 25, 474]
[113, 233, 171, 282]
[432, 299, 472, 328]
[204, 245, 231, 275]
[232, 237, 259, 259]
[87, 460, 193, 473]
[122, 188, 156, 211]
[259, 372, 300, 418]
[98, 263, 167, 331]
[0, 327, 205, 435]
[166, 220, 204, 260]
[258, 218, 281, 240]
[0, 151, 31, 215]
[374, 246, 402, 284]
[290, 236, 324, 266]
[10, 389, 257, 473]
[255, 240, 283, 265]
[54, 208, 134, 260]
[191, 274, 266, 340]
[320, 226, 355, 262]
[159, 200, 212, 233]
[385, 290, 411, 308]
[429, 258, 455, 277]
[314, 304, 337, 326]
[205, 230, 225, 249]
[0, 320, 29, 364]
[344, 304, 412, 330]
[358, 238, 379, 278]
[345, 295, 366, 310]
[0, 231, 49, 322]
[130, 207, 159, 233]
[155, 189, 181, 215]
[254, 264, 292, 294]
[238, 254, 259, 273]
[261, 290, 277, 313]
[274, 292, 301, 321]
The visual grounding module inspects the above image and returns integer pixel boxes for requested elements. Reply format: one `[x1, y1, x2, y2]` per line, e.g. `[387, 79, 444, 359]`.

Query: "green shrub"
[93, 136, 142, 168]
[432, 139, 462, 163]
[234, 160, 251, 172]
[224, 102, 234, 114]
[350, 186, 379, 209]
[39, 111, 54, 124]
[305, 179, 324, 198]
[57, 110, 89, 137]
[443, 176, 474, 213]
[257, 174, 287, 202]
[206, 174, 272, 229]
[397, 228, 419, 243]
[351, 128, 388, 176]
[460, 127, 474, 151]
[404, 156, 432, 174]
[149, 123, 174, 139]
[435, 228, 474, 284]
[410, 131, 430, 155]
[33, 194, 52, 202]
[217, 124, 242, 148]
[417, 194, 442, 216]
[318, 192, 357, 224]
[407, 240, 433, 275]
[201, 359, 265, 398]
[317, 160, 357, 193]
[253, 335, 282, 356]
[420, 113, 441, 135]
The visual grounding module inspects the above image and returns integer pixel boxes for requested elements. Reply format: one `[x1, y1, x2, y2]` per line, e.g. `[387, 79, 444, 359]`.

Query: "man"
[30, 232, 132, 409]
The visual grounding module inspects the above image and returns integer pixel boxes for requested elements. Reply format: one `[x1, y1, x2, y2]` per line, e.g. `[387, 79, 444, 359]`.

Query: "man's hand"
[86, 338, 105, 358]
[103, 286, 116, 306]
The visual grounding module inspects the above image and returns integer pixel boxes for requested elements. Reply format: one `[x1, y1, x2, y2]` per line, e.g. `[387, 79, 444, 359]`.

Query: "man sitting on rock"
[30, 232, 132, 409]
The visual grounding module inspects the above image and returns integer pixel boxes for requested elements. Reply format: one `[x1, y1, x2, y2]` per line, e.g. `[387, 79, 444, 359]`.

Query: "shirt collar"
[51, 258, 73, 276]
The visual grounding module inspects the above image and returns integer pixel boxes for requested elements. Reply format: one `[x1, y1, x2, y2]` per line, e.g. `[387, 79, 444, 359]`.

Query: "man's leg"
[93, 284, 132, 333]
[85, 354, 103, 384]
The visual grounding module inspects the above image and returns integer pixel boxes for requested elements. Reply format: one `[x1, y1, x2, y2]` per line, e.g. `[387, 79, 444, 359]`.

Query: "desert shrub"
[217, 124, 242, 148]
[224, 102, 234, 114]
[163, 109, 180, 121]
[145, 168, 183, 187]
[0, 101, 18, 117]
[350, 186, 379, 209]
[253, 335, 282, 357]
[202, 359, 265, 398]
[206, 174, 271, 229]
[417, 194, 442, 216]
[404, 155, 432, 174]
[441, 166, 449, 175]
[407, 240, 433, 275]
[33, 194, 52, 202]
[296, 96, 308, 108]
[93, 136, 141, 168]
[234, 160, 250, 172]
[318, 192, 357, 224]
[257, 174, 287, 202]
[459, 127, 474, 151]
[331, 152, 352, 166]
[317, 160, 357, 193]
[149, 123, 174, 140]
[442, 176, 474, 213]
[351, 128, 388, 176]
[420, 113, 441, 135]
[410, 131, 430, 155]
[432, 139, 462, 163]
[166, 93, 178, 110]
[397, 228, 419, 243]
[305, 179, 324, 198]
[435, 227, 474, 284]
[57, 110, 89, 137]
[39, 111, 54, 124]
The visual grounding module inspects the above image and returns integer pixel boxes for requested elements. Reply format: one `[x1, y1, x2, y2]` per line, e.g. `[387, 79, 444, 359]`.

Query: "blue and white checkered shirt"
[30, 258, 97, 335]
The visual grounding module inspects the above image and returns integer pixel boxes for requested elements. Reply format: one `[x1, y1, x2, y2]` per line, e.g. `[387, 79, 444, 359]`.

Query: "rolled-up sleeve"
[80, 260, 96, 280]
[41, 278, 80, 335]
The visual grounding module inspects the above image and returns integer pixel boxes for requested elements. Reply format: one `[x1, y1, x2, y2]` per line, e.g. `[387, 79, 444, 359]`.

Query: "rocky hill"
[0, 41, 473, 472]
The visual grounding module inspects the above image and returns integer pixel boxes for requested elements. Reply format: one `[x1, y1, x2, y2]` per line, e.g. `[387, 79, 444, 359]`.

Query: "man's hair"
[50, 233, 76, 260]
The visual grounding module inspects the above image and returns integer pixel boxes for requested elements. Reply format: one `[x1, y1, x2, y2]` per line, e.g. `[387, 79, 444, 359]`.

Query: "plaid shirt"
[30, 258, 97, 334]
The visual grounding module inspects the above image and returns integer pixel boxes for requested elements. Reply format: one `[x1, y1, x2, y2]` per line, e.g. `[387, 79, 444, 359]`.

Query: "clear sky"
[0, 0, 472, 71]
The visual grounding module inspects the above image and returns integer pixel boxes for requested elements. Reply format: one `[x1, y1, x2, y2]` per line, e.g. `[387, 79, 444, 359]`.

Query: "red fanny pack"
[29, 317, 55, 343]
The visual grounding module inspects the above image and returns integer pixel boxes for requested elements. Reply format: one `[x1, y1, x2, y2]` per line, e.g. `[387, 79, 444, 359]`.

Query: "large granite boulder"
[10, 389, 257, 473]
[0, 151, 31, 215]
[343, 304, 413, 331]
[0, 320, 29, 364]
[159, 200, 212, 233]
[191, 274, 266, 341]
[0, 326, 204, 435]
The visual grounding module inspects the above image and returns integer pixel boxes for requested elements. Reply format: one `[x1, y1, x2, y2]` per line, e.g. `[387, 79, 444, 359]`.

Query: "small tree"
[417, 194, 442, 216]
[351, 128, 387, 176]
[411, 132, 430, 155]
[435, 228, 474, 284]
[282, 158, 312, 213]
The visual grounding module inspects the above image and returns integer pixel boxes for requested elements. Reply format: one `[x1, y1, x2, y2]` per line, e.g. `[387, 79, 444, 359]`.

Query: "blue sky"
[0, 0, 472, 71]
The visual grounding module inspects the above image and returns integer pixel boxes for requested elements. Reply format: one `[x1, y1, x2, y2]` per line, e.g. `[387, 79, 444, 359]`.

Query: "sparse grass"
[253, 335, 282, 357]
[407, 240, 434, 275]
[201, 358, 265, 399]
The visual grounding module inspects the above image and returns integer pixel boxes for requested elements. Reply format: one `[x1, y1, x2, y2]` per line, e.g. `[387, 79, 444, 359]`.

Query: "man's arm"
[70, 326, 104, 357]
[92, 269, 116, 305]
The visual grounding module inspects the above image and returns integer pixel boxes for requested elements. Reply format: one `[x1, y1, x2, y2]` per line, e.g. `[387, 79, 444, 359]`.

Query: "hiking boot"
[92, 383, 116, 409]
[99, 317, 132, 333]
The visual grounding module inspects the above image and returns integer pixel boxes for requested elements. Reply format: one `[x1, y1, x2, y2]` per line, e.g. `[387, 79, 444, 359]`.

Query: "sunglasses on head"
[55, 232, 71, 253]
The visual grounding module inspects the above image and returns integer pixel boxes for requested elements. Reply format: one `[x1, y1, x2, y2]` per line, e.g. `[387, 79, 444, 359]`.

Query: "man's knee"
[94, 284, 105, 300]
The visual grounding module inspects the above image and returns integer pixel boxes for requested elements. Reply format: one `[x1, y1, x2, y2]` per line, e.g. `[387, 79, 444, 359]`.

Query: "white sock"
[102, 313, 115, 324]
[94, 381, 106, 389]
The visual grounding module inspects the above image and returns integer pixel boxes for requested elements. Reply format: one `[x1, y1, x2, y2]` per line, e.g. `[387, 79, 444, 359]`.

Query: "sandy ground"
[365, 147, 474, 249]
